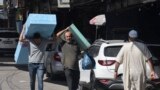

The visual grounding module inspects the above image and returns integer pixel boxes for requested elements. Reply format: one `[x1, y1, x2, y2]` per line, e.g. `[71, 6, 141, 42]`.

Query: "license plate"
[3, 41, 13, 44]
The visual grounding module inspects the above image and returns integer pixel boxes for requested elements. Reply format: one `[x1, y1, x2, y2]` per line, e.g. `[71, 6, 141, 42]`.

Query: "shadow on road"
[0, 55, 29, 71]
[15, 65, 28, 71]
[44, 75, 67, 86]
[0, 63, 29, 71]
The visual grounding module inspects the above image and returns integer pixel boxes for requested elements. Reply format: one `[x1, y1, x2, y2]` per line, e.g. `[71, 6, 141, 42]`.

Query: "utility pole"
[6, 0, 11, 28]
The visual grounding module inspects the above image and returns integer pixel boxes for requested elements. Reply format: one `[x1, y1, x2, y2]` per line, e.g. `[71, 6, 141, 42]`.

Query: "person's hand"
[63, 27, 70, 32]
[22, 41, 29, 47]
[65, 26, 69, 30]
[114, 72, 118, 79]
[150, 71, 156, 80]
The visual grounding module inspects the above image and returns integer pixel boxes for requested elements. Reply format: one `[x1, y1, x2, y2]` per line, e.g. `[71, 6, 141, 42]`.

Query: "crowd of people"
[19, 23, 156, 90]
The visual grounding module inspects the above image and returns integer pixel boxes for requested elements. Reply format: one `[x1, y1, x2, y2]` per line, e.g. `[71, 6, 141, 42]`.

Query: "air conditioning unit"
[57, 0, 70, 8]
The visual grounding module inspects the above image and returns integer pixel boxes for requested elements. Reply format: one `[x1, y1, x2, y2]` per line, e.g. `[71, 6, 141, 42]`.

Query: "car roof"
[92, 39, 126, 46]
[146, 44, 160, 46]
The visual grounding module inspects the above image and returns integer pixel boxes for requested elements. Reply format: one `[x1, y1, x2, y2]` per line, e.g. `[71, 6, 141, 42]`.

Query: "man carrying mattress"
[19, 24, 56, 90]
[56, 27, 81, 90]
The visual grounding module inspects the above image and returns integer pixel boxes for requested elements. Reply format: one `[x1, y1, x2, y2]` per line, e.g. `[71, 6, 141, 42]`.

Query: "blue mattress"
[25, 13, 57, 38]
[69, 24, 91, 50]
[14, 42, 29, 64]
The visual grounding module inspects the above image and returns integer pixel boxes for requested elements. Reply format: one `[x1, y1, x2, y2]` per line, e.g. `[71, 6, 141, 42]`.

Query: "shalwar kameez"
[116, 41, 152, 90]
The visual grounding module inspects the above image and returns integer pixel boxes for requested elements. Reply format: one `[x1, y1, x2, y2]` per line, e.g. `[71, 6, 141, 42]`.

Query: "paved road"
[0, 55, 67, 90]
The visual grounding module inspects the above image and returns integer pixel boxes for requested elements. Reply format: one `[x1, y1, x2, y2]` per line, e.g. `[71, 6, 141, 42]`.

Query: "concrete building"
[3, 0, 160, 43]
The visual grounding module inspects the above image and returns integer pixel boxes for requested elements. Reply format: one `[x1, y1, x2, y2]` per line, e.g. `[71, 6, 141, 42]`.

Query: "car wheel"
[146, 81, 156, 90]
[49, 62, 57, 80]
[90, 70, 97, 90]
[50, 73, 57, 80]
[146, 84, 156, 90]
[0, 53, 3, 57]
[46, 72, 51, 77]
[78, 84, 89, 90]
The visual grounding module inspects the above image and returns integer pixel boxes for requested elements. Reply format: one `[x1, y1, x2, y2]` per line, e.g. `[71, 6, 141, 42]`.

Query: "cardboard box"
[25, 13, 57, 38]
[14, 42, 29, 64]
[69, 24, 91, 50]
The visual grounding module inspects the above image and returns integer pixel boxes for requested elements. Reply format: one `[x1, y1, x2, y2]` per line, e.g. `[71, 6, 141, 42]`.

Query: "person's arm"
[56, 27, 69, 38]
[114, 62, 120, 79]
[147, 58, 156, 79]
[19, 24, 27, 42]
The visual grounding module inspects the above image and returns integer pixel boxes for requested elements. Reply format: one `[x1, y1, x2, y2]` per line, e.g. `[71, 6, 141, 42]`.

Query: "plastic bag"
[82, 52, 95, 70]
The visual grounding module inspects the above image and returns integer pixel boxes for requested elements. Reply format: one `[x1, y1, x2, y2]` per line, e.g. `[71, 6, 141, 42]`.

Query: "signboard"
[57, 0, 70, 8]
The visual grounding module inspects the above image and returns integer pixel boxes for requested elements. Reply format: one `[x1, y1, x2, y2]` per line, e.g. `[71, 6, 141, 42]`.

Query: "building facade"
[3, 0, 160, 43]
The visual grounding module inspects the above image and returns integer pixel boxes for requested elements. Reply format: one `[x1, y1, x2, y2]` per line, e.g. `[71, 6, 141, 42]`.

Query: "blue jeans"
[28, 63, 45, 90]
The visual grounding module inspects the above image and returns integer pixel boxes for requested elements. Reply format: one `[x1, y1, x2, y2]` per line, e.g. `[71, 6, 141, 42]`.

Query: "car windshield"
[104, 46, 123, 57]
[88, 46, 100, 57]
[0, 32, 19, 38]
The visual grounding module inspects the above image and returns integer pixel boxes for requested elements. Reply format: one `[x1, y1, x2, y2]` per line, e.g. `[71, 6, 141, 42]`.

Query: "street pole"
[95, 25, 98, 40]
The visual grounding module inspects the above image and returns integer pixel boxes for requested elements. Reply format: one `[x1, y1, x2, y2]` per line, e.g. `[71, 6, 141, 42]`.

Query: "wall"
[105, 1, 160, 44]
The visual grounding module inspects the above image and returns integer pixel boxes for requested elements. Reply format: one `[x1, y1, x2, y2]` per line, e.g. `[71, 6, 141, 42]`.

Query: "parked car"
[0, 30, 19, 56]
[95, 77, 160, 90]
[78, 39, 160, 90]
[44, 42, 64, 80]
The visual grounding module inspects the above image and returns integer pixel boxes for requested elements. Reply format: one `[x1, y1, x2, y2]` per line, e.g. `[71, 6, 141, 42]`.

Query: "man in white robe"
[114, 30, 155, 90]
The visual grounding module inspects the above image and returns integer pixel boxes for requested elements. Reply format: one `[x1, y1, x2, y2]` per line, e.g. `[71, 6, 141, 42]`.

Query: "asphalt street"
[0, 55, 67, 90]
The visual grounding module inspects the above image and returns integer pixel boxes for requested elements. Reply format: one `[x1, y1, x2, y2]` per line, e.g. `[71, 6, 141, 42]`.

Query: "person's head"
[33, 32, 41, 43]
[128, 30, 138, 41]
[33, 32, 41, 39]
[64, 31, 72, 43]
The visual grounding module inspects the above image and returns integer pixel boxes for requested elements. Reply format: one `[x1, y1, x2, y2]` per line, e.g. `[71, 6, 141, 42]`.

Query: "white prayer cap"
[129, 30, 138, 38]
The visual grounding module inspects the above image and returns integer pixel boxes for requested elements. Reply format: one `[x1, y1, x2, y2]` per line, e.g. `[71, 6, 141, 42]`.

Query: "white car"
[0, 30, 19, 56]
[78, 39, 160, 90]
[44, 43, 64, 80]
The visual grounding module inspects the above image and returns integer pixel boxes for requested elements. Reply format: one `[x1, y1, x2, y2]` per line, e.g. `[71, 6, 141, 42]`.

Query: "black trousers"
[64, 68, 80, 90]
